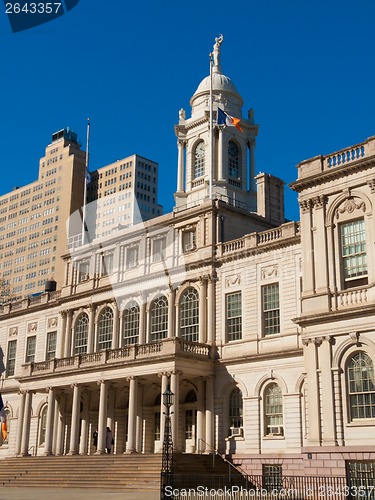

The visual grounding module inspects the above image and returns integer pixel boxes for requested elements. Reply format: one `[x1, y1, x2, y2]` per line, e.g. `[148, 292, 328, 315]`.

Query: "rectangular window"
[346, 461, 375, 496]
[126, 246, 138, 268]
[6, 340, 17, 377]
[25, 336, 36, 363]
[262, 283, 280, 336]
[182, 230, 196, 253]
[263, 465, 283, 492]
[46, 331, 57, 360]
[78, 260, 90, 282]
[153, 237, 166, 263]
[101, 253, 113, 276]
[341, 220, 367, 286]
[226, 292, 242, 341]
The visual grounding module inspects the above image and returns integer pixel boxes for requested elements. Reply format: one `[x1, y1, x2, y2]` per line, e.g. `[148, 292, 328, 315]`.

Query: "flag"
[85, 169, 92, 184]
[217, 107, 243, 132]
[0, 393, 7, 441]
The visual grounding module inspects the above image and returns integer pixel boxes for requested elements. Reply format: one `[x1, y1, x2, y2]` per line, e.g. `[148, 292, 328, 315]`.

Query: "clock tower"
[174, 36, 258, 212]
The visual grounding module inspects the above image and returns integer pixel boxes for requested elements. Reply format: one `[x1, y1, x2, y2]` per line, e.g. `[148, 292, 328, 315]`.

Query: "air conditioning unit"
[268, 425, 283, 436]
[230, 427, 243, 437]
[128, 261, 138, 268]
[80, 274, 89, 282]
[184, 243, 196, 252]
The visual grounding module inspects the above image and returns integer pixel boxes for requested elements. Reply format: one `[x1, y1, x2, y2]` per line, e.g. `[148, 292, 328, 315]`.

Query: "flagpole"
[209, 51, 213, 201]
[81, 117, 90, 245]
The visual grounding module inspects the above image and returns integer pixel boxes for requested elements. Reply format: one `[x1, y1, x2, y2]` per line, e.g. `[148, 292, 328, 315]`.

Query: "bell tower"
[174, 36, 258, 212]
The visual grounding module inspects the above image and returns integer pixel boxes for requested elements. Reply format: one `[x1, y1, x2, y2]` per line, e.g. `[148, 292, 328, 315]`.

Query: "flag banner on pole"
[217, 107, 243, 132]
[85, 169, 92, 184]
[0, 393, 7, 441]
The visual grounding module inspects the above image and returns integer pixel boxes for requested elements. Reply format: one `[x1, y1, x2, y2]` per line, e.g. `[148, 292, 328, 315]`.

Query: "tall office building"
[0, 135, 162, 299]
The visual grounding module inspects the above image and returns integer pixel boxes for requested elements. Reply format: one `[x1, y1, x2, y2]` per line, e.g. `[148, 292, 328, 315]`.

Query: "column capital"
[126, 375, 137, 382]
[70, 383, 79, 389]
[158, 371, 171, 379]
[60, 310, 68, 318]
[97, 379, 106, 386]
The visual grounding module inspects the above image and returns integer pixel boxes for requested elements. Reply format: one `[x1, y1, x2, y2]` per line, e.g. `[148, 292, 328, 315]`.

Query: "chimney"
[255, 173, 285, 226]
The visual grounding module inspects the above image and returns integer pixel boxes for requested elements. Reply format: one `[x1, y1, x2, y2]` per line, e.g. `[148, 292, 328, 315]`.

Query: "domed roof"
[191, 72, 243, 106]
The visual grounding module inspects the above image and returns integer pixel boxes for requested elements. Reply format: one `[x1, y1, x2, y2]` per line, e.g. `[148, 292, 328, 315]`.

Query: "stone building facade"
[0, 40, 374, 482]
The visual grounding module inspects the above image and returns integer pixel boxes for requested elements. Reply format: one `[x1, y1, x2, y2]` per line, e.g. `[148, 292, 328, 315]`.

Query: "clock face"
[195, 142, 205, 158]
[228, 141, 239, 158]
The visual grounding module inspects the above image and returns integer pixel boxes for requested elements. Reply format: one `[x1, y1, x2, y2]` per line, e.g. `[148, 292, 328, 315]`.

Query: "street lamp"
[161, 383, 174, 498]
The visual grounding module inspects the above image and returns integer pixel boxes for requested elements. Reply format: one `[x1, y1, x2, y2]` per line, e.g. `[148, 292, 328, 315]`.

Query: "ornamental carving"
[261, 265, 279, 280]
[367, 179, 375, 193]
[225, 274, 241, 288]
[9, 326, 18, 337]
[299, 199, 312, 213]
[28, 322, 37, 333]
[335, 198, 366, 219]
[48, 317, 58, 329]
[311, 195, 327, 209]
[349, 331, 360, 344]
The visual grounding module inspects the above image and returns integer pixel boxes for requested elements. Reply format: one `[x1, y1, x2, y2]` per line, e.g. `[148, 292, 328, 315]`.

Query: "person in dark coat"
[93, 428, 98, 452]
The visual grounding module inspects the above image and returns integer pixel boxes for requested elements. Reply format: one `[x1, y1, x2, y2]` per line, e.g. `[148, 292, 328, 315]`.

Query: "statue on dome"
[248, 108, 255, 123]
[212, 34, 224, 69]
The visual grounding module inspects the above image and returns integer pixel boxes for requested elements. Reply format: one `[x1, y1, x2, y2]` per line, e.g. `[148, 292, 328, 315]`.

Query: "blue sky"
[1, 0, 375, 221]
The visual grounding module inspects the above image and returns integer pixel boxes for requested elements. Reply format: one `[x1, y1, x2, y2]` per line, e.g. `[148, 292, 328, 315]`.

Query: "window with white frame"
[126, 246, 139, 268]
[150, 296, 168, 341]
[226, 292, 242, 341]
[180, 287, 199, 342]
[101, 252, 114, 276]
[97, 307, 113, 350]
[46, 331, 57, 360]
[228, 388, 243, 434]
[347, 352, 375, 420]
[264, 383, 283, 436]
[74, 313, 89, 354]
[153, 237, 166, 263]
[228, 140, 240, 178]
[193, 141, 205, 179]
[182, 229, 196, 253]
[122, 302, 140, 345]
[262, 283, 280, 336]
[6, 340, 17, 377]
[340, 219, 367, 288]
[77, 259, 90, 282]
[25, 335, 36, 363]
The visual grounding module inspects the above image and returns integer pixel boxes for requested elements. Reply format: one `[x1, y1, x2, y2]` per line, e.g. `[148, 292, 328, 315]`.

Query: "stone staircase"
[0, 454, 162, 491]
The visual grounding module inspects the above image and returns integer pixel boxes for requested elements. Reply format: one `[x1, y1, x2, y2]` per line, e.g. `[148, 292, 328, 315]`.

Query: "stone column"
[205, 376, 214, 453]
[207, 277, 215, 343]
[97, 380, 107, 454]
[20, 391, 33, 456]
[126, 376, 138, 453]
[171, 371, 180, 451]
[15, 391, 26, 456]
[44, 387, 56, 456]
[139, 301, 146, 345]
[199, 279, 207, 343]
[79, 390, 90, 455]
[87, 305, 95, 354]
[112, 303, 120, 349]
[119, 312, 124, 348]
[159, 372, 168, 448]
[312, 196, 329, 294]
[244, 396, 261, 453]
[249, 139, 256, 192]
[68, 384, 81, 455]
[303, 338, 321, 446]
[196, 378, 204, 452]
[64, 310, 73, 358]
[333, 367, 344, 446]
[55, 392, 66, 456]
[218, 128, 223, 180]
[320, 336, 337, 445]
[177, 139, 185, 192]
[299, 202, 315, 296]
[58, 311, 67, 358]
[167, 288, 175, 338]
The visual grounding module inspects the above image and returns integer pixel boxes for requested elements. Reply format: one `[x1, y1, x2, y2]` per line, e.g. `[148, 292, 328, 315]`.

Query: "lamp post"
[161, 383, 174, 499]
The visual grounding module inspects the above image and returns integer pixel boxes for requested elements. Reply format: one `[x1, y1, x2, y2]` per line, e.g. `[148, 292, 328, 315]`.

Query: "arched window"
[180, 288, 199, 342]
[348, 352, 375, 420]
[229, 388, 243, 431]
[39, 405, 48, 446]
[228, 140, 240, 178]
[150, 296, 168, 342]
[264, 383, 283, 436]
[97, 307, 113, 350]
[123, 301, 140, 346]
[194, 141, 205, 179]
[74, 313, 89, 354]
[185, 390, 197, 403]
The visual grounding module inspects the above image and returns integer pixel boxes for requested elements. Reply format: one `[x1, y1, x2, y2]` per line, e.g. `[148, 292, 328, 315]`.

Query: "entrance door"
[185, 409, 197, 453]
